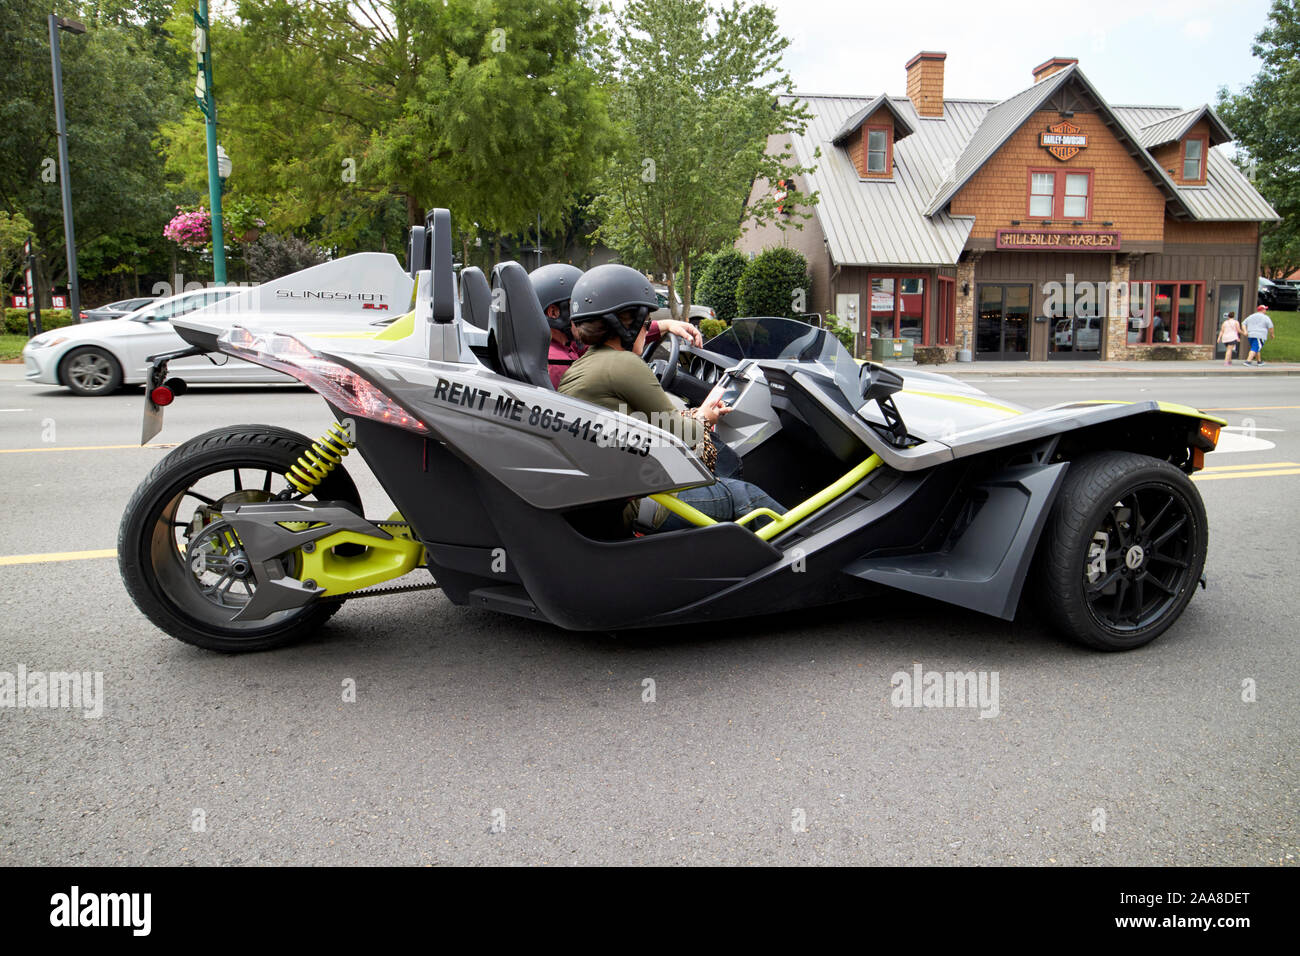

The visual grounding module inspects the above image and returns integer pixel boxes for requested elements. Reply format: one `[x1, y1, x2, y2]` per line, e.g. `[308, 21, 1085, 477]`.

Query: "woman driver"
[557, 264, 784, 533]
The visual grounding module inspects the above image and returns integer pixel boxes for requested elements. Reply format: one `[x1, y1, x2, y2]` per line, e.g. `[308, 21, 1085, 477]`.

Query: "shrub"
[698, 317, 727, 341]
[5, 308, 73, 335]
[913, 346, 947, 365]
[823, 313, 855, 353]
[244, 233, 328, 282]
[736, 247, 810, 320]
[695, 249, 747, 323]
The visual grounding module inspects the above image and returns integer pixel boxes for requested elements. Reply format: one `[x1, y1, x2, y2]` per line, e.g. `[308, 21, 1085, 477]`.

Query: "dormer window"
[1182, 137, 1206, 182]
[866, 126, 891, 174]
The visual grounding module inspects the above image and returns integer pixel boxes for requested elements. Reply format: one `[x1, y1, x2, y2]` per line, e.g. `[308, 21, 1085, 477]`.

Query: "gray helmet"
[529, 263, 584, 334]
[569, 264, 659, 349]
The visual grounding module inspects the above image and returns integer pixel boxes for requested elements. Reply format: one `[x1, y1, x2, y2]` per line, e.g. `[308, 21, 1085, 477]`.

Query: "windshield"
[705, 317, 862, 405]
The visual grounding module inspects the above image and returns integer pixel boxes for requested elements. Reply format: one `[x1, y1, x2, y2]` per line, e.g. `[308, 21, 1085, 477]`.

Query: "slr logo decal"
[1040, 120, 1087, 161]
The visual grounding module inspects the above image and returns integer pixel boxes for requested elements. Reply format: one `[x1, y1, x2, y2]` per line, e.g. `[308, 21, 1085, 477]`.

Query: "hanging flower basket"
[163, 207, 211, 251]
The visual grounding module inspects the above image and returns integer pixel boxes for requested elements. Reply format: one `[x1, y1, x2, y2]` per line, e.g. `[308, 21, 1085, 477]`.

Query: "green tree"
[695, 247, 747, 322]
[161, 0, 611, 259]
[1218, 0, 1300, 277]
[0, 211, 35, 294]
[590, 0, 816, 319]
[0, 0, 185, 303]
[736, 246, 808, 319]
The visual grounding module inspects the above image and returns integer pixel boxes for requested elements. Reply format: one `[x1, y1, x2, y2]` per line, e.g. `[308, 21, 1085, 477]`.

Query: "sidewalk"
[879, 359, 1300, 379]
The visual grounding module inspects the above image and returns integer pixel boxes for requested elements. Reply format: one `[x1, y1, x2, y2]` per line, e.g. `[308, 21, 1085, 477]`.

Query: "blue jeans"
[659, 478, 785, 532]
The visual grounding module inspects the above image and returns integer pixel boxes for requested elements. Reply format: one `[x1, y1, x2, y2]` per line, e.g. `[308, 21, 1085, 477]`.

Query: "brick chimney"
[905, 51, 946, 118]
[1032, 56, 1078, 83]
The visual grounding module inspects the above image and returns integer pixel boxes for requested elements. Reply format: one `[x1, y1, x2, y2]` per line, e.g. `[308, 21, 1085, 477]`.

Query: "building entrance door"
[976, 284, 1031, 359]
[1214, 284, 1244, 359]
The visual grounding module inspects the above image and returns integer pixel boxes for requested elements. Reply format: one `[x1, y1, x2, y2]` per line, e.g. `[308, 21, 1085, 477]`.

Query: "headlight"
[25, 335, 68, 349]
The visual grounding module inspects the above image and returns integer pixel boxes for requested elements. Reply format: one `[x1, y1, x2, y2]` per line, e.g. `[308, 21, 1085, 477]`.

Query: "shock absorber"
[284, 422, 354, 495]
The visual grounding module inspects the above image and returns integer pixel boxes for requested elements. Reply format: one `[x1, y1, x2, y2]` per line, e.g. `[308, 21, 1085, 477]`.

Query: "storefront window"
[1029, 173, 1055, 217]
[869, 274, 928, 342]
[870, 277, 895, 339]
[1176, 284, 1200, 343]
[1128, 282, 1204, 345]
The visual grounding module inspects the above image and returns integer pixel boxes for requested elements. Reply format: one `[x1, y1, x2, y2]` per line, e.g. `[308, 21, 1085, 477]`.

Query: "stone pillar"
[955, 253, 980, 355]
[1104, 254, 1130, 361]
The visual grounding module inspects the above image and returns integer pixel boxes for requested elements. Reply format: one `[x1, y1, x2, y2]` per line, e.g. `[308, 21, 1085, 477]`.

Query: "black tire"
[118, 425, 362, 653]
[61, 346, 123, 396]
[1033, 451, 1207, 651]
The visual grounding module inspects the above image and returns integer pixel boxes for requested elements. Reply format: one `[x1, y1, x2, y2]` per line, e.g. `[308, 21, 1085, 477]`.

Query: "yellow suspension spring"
[284, 422, 355, 494]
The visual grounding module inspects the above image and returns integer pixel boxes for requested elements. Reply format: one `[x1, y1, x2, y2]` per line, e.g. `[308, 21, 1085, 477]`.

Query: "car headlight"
[25, 335, 68, 349]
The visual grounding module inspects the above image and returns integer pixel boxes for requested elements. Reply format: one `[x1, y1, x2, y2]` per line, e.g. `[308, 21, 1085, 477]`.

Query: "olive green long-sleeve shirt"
[557, 344, 706, 447]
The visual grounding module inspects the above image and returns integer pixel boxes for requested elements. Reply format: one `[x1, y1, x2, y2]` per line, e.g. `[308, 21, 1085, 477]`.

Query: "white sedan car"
[21, 286, 307, 396]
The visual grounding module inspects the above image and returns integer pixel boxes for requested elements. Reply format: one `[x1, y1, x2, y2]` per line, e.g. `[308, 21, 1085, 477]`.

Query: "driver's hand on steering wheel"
[658, 319, 703, 348]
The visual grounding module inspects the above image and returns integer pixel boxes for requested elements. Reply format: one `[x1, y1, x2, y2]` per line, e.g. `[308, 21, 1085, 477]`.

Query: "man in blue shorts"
[1243, 305, 1274, 366]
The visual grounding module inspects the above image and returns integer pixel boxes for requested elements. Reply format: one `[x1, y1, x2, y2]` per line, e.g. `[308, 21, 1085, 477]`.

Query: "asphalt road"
[0, 365, 1295, 865]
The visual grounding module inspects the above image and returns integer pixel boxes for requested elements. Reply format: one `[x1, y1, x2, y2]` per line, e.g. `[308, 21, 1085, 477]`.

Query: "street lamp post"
[48, 14, 86, 322]
[194, 1, 227, 284]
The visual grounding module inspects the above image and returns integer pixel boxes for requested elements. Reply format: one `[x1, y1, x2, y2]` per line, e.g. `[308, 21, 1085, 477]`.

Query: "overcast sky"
[769, 0, 1274, 109]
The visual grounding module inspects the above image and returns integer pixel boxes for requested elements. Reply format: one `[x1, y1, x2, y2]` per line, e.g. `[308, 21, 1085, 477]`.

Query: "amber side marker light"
[1199, 421, 1221, 447]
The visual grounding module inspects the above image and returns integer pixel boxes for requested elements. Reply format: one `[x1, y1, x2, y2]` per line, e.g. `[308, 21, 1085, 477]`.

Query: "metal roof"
[783, 67, 1278, 267]
[1116, 106, 1279, 221]
[831, 93, 916, 145]
[785, 94, 985, 267]
[1135, 105, 1233, 148]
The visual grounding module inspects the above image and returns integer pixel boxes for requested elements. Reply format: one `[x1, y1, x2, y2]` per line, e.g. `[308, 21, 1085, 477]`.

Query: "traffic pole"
[195, 1, 226, 284]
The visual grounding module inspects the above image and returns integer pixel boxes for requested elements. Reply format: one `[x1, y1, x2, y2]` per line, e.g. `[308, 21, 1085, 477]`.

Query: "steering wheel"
[641, 329, 681, 392]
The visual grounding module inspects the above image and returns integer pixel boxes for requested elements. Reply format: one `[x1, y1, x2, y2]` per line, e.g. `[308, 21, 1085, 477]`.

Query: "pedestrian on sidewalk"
[1218, 310, 1242, 366]
[1243, 305, 1274, 366]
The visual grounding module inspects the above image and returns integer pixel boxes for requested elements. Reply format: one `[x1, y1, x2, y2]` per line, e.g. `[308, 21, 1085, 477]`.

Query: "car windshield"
[705, 317, 862, 404]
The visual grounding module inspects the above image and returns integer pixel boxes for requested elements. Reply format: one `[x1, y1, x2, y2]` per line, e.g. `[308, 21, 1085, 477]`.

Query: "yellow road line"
[0, 443, 176, 454]
[0, 548, 117, 566]
[1201, 461, 1300, 472]
[1194, 468, 1300, 482]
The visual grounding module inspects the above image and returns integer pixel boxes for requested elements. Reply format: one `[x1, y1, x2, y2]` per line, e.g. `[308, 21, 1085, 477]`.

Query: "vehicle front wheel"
[61, 346, 123, 396]
[1033, 451, 1207, 651]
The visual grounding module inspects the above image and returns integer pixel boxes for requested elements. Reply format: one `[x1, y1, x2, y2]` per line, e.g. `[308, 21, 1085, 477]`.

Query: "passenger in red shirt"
[530, 263, 702, 389]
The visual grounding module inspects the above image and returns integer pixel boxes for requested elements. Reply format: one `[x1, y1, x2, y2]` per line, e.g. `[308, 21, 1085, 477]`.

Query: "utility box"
[871, 337, 913, 361]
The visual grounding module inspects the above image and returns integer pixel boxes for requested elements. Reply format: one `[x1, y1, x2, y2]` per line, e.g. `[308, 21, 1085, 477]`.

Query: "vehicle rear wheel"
[62, 346, 123, 396]
[118, 425, 362, 653]
[1033, 451, 1207, 651]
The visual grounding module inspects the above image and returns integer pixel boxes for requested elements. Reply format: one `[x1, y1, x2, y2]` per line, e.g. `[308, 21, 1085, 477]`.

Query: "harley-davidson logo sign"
[1040, 120, 1087, 161]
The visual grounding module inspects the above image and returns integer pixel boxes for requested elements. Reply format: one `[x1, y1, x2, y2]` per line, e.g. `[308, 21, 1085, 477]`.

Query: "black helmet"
[569, 264, 659, 349]
[529, 263, 583, 334]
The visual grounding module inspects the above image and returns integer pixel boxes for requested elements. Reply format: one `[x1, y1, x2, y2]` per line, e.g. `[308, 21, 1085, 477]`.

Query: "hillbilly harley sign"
[1040, 120, 1088, 161]
[996, 229, 1120, 250]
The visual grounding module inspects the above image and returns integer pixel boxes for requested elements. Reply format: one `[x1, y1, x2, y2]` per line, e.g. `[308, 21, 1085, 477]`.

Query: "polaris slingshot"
[119, 209, 1223, 653]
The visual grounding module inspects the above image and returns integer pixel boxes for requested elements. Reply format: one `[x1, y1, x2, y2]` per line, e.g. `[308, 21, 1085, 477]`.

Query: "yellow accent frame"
[650, 454, 884, 542]
[297, 528, 423, 597]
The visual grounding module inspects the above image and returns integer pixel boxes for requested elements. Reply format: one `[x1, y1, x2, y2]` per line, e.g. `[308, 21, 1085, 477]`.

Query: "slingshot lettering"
[49, 887, 151, 936]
